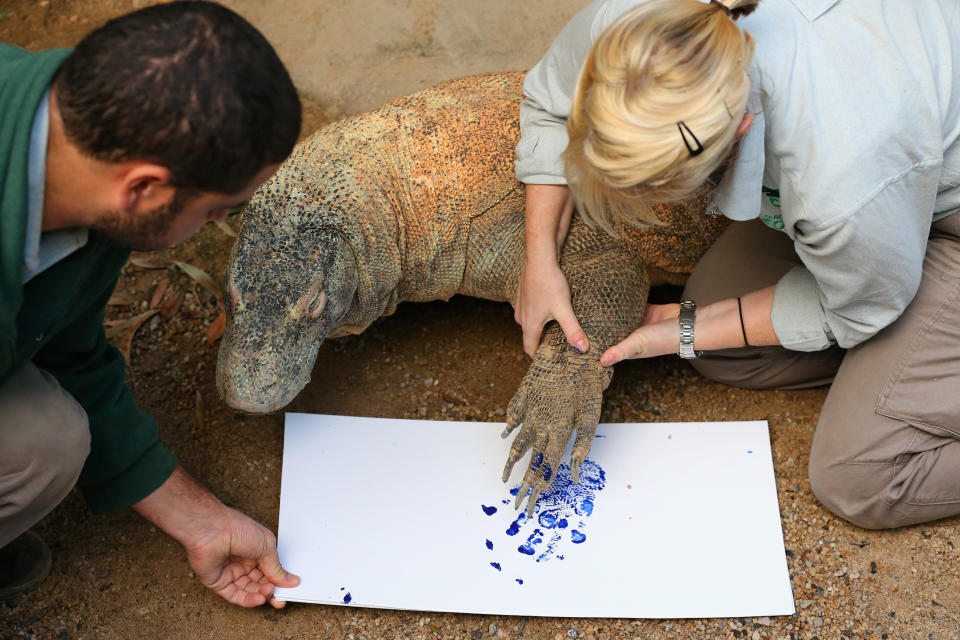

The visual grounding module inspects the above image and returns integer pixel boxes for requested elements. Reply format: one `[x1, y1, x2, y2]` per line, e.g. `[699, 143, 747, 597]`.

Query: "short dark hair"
[54, 1, 300, 194]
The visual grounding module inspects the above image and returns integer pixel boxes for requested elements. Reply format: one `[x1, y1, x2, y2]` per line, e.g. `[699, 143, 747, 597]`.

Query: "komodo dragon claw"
[501, 328, 610, 517]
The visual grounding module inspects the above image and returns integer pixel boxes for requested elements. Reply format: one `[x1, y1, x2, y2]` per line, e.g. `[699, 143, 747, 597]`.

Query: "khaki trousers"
[0, 363, 90, 548]
[683, 215, 960, 529]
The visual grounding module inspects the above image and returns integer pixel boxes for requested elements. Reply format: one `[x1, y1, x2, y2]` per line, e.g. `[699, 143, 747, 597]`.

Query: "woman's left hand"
[600, 303, 683, 366]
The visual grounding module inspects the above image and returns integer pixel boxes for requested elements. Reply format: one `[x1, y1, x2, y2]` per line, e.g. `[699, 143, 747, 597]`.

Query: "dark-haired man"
[1, 1, 301, 606]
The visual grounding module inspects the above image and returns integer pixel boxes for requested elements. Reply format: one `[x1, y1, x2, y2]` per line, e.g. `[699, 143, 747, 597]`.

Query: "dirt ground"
[2, 1, 959, 639]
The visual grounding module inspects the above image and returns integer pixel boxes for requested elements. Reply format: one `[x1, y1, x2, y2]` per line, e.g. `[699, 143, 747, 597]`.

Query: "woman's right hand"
[515, 255, 587, 358]
[514, 184, 588, 358]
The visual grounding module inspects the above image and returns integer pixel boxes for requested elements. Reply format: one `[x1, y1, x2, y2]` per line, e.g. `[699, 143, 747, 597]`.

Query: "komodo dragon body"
[216, 71, 728, 513]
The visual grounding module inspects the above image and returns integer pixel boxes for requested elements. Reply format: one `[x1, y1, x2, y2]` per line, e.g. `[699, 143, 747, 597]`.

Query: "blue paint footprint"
[502, 459, 606, 563]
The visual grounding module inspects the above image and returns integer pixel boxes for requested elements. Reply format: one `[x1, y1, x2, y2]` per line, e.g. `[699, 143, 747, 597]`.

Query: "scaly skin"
[216, 71, 728, 515]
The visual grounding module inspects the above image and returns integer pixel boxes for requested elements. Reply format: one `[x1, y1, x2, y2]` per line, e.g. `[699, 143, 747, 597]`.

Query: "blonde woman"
[514, 0, 960, 529]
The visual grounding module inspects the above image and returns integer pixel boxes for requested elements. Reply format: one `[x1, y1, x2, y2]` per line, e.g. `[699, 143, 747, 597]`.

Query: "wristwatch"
[678, 300, 702, 359]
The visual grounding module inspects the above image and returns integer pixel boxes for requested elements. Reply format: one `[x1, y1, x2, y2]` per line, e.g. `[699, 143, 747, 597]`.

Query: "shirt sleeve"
[515, 0, 643, 184]
[32, 280, 178, 513]
[771, 162, 942, 351]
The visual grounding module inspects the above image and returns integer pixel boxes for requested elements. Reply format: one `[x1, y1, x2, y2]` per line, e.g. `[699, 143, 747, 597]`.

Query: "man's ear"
[119, 163, 174, 212]
[735, 113, 754, 138]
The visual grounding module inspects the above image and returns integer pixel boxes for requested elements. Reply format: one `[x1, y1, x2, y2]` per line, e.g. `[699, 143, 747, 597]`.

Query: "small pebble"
[488, 623, 497, 635]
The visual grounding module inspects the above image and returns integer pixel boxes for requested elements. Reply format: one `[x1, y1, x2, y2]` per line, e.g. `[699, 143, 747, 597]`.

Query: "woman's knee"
[807, 450, 890, 529]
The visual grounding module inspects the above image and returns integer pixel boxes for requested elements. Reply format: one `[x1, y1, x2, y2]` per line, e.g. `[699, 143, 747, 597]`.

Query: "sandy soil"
[2, 1, 959, 639]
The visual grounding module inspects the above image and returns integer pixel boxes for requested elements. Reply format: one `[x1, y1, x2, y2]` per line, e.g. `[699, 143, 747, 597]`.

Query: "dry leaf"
[193, 389, 204, 432]
[149, 277, 170, 309]
[206, 310, 226, 343]
[158, 289, 185, 317]
[104, 309, 156, 339]
[128, 254, 172, 269]
[214, 220, 237, 238]
[107, 291, 135, 307]
[104, 309, 157, 364]
[173, 261, 222, 303]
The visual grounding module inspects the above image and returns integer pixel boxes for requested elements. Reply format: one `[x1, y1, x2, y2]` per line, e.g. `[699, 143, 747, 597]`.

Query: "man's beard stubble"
[90, 189, 192, 251]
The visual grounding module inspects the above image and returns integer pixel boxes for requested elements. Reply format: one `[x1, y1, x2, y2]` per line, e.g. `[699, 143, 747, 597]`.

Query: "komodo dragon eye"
[292, 283, 327, 320]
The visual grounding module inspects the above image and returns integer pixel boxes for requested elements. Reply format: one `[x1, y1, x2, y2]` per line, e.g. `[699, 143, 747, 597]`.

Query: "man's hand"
[132, 465, 299, 608]
[184, 506, 299, 608]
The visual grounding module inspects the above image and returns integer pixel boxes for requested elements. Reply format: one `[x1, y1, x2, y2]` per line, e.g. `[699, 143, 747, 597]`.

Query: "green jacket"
[0, 43, 178, 512]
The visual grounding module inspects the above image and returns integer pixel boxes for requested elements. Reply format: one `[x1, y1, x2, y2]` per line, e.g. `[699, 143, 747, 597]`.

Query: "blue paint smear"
[518, 544, 535, 555]
[486, 539, 493, 550]
[542, 462, 552, 482]
[532, 452, 543, 470]
[482, 504, 498, 516]
[516, 579, 524, 585]
[343, 592, 352, 603]
[491, 562, 502, 571]
[571, 530, 586, 544]
[748, 450, 753, 454]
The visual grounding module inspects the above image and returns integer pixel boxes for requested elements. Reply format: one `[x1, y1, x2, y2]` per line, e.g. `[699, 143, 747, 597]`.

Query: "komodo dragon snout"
[216, 188, 359, 414]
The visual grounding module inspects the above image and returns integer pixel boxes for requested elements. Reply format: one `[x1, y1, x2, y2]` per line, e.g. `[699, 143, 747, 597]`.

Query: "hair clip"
[677, 121, 703, 156]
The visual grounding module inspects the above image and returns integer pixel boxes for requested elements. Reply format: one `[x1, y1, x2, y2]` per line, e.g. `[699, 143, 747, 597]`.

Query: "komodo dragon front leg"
[459, 196, 651, 517]
[512, 221, 649, 516]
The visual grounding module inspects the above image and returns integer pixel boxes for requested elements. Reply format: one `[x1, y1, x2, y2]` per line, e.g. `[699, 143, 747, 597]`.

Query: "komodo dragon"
[216, 71, 728, 516]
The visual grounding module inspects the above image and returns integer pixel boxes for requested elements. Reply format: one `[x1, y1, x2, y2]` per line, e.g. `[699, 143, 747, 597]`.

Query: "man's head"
[50, 1, 300, 249]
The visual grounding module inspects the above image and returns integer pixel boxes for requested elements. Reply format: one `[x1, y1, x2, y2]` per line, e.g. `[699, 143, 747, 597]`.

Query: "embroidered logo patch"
[760, 186, 784, 230]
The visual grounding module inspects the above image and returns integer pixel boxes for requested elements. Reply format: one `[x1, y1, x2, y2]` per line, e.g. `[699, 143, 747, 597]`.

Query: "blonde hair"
[564, 0, 760, 233]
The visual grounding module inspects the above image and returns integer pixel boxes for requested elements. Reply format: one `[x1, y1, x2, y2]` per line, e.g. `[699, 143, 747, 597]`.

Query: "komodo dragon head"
[216, 179, 358, 412]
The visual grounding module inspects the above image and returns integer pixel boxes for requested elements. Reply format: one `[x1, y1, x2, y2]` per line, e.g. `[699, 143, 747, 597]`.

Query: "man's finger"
[259, 548, 300, 588]
[553, 305, 588, 353]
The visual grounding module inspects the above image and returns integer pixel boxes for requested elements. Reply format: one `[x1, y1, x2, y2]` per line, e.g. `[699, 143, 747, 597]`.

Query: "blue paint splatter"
[515, 579, 524, 585]
[518, 544, 535, 555]
[542, 462, 552, 482]
[506, 513, 527, 536]
[748, 450, 753, 454]
[501, 499, 510, 504]
[509, 486, 519, 496]
[486, 539, 493, 550]
[482, 504, 498, 516]
[557, 518, 568, 529]
[571, 530, 586, 544]
[343, 592, 352, 603]
[491, 562, 501, 571]
[340, 587, 345, 591]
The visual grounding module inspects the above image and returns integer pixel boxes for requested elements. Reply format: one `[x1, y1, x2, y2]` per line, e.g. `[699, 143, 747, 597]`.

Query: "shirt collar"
[22, 89, 88, 284]
[786, 0, 842, 21]
[709, 63, 767, 221]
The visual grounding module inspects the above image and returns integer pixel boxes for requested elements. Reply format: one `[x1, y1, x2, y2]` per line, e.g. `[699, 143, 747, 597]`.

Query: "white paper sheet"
[274, 413, 794, 618]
